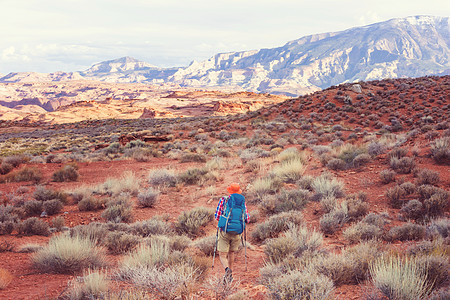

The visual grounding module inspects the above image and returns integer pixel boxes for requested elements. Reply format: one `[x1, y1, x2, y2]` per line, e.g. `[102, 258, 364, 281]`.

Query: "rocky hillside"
[0, 16, 448, 97]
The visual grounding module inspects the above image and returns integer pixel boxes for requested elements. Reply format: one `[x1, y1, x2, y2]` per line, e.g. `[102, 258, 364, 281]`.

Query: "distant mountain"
[0, 16, 448, 96]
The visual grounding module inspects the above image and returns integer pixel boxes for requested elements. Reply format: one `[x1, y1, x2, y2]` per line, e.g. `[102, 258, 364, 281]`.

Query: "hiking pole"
[244, 225, 248, 271]
[212, 227, 219, 269]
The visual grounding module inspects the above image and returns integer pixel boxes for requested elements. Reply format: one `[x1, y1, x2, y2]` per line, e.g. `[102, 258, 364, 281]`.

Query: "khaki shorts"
[217, 230, 241, 253]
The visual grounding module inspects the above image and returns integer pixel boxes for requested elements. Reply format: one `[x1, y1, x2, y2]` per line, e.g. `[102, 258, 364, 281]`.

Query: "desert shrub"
[0, 162, 13, 175]
[429, 288, 450, 300]
[23, 200, 44, 216]
[32, 234, 106, 274]
[343, 221, 383, 243]
[416, 184, 442, 200]
[387, 148, 408, 160]
[194, 235, 216, 256]
[296, 175, 314, 191]
[119, 241, 170, 277]
[362, 212, 389, 227]
[0, 221, 15, 235]
[415, 254, 449, 290]
[399, 181, 416, 195]
[66, 269, 109, 300]
[353, 153, 372, 168]
[10, 167, 42, 183]
[265, 225, 323, 263]
[390, 157, 416, 174]
[264, 269, 334, 300]
[52, 216, 65, 231]
[17, 217, 50, 236]
[175, 207, 214, 236]
[379, 169, 396, 184]
[43, 199, 63, 216]
[271, 158, 306, 183]
[415, 169, 440, 186]
[169, 235, 191, 252]
[180, 153, 206, 163]
[320, 196, 338, 213]
[148, 168, 177, 187]
[388, 223, 426, 241]
[367, 141, 386, 156]
[319, 202, 349, 234]
[430, 137, 449, 164]
[385, 185, 405, 208]
[400, 200, 423, 221]
[137, 187, 159, 208]
[311, 174, 345, 201]
[102, 194, 133, 223]
[34, 186, 68, 203]
[326, 158, 346, 170]
[252, 211, 303, 242]
[131, 217, 173, 237]
[260, 189, 309, 215]
[52, 164, 79, 182]
[178, 168, 208, 185]
[0, 268, 13, 290]
[104, 231, 140, 254]
[78, 196, 105, 211]
[70, 222, 111, 244]
[370, 256, 432, 300]
[4, 155, 29, 167]
[424, 192, 448, 218]
[277, 148, 307, 163]
[426, 218, 449, 239]
[346, 193, 369, 219]
[103, 142, 121, 154]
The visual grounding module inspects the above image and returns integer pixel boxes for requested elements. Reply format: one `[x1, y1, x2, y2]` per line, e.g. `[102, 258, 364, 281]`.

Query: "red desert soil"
[0, 75, 449, 299]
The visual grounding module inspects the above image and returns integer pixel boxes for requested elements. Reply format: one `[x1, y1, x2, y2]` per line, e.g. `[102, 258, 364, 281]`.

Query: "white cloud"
[1, 46, 30, 62]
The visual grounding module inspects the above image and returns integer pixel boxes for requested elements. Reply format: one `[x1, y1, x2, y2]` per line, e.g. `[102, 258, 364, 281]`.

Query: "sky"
[0, 0, 449, 74]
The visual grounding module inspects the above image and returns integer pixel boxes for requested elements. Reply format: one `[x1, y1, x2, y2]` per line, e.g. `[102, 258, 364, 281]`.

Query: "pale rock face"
[0, 16, 448, 96]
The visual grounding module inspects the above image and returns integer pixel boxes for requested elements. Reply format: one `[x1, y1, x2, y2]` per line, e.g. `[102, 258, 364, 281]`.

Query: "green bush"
[32, 234, 106, 274]
[252, 211, 304, 242]
[52, 164, 79, 182]
[175, 207, 214, 236]
[17, 217, 50, 236]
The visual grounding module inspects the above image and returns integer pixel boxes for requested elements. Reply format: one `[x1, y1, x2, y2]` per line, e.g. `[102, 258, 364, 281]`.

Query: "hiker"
[214, 183, 249, 282]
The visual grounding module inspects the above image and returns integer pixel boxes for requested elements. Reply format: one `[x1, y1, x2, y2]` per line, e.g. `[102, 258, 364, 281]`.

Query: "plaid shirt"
[215, 195, 250, 223]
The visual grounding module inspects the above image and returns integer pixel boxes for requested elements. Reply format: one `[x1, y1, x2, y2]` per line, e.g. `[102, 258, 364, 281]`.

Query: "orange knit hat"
[227, 183, 242, 194]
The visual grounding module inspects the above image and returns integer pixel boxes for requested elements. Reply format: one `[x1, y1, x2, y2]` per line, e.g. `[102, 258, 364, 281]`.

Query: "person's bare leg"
[227, 251, 235, 270]
[218, 251, 229, 269]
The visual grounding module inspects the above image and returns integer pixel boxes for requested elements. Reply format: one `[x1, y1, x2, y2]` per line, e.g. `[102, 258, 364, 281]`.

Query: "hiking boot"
[223, 267, 233, 284]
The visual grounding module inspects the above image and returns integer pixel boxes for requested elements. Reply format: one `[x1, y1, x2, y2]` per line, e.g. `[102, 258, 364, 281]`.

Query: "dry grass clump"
[32, 234, 106, 274]
[104, 231, 141, 254]
[430, 137, 449, 165]
[0, 268, 13, 290]
[370, 255, 432, 300]
[2, 166, 43, 183]
[426, 218, 449, 239]
[252, 211, 304, 242]
[102, 194, 134, 223]
[415, 169, 440, 186]
[78, 196, 105, 211]
[178, 168, 209, 185]
[175, 207, 214, 236]
[148, 168, 177, 188]
[270, 158, 306, 183]
[311, 173, 345, 201]
[66, 269, 109, 300]
[389, 156, 416, 174]
[43, 199, 64, 216]
[264, 225, 323, 263]
[320, 202, 349, 234]
[343, 220, 383, 243]
[95, 171, 141, 196]
[263, 268, 334, 300]
[249, 176, 282, 202]
[379, 169, 396, 184]
[131, 217, 173, 237]
[194, 235, 216, 256]
[385, 185, 406, 208]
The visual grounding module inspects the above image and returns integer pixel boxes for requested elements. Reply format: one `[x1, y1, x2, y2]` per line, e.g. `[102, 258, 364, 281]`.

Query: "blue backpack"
[218, 193, 246, 234]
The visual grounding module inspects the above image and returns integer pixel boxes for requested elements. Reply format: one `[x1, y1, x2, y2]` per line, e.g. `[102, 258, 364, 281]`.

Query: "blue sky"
[0, 0, 449, 73]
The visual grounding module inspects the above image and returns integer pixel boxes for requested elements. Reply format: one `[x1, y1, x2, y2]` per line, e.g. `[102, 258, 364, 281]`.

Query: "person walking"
[214, 183, 249, 282]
